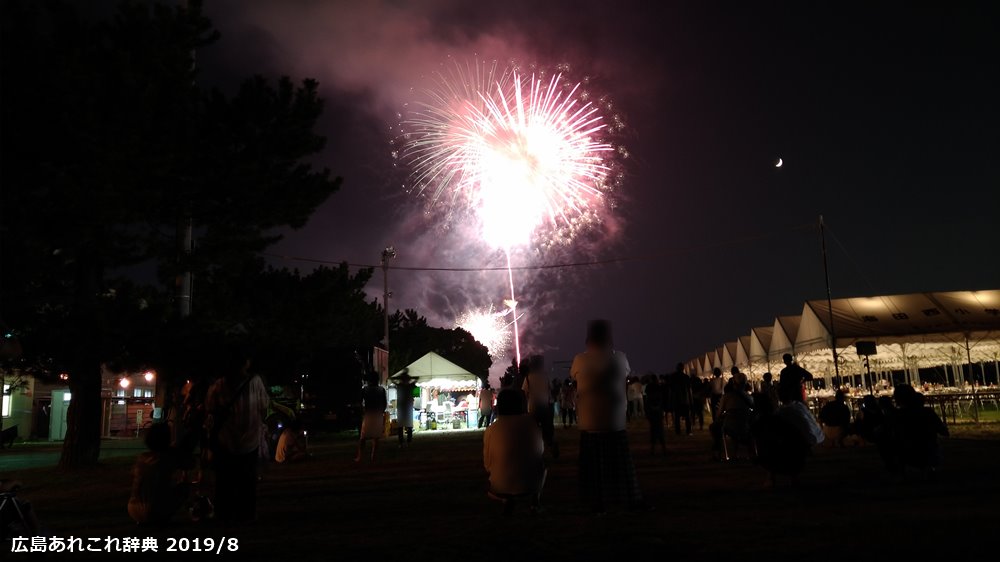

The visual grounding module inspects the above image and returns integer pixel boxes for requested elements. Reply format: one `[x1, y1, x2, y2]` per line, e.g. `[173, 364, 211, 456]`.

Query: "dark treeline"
[0, 0, 488, 468]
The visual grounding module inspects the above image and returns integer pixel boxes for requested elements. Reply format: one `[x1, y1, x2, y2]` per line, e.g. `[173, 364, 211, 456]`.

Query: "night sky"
[194, 1, 999, 380]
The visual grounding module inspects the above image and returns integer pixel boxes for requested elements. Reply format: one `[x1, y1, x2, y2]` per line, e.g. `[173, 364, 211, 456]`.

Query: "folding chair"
[720, 407, 757, 461]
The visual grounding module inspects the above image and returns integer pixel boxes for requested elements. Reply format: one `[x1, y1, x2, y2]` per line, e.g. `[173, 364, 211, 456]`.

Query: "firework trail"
[400, 59, 617, 364]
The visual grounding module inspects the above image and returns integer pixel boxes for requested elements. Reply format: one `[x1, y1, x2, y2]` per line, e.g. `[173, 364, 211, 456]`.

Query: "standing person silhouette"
[522, 355, 559, 459]
[708, 368, 726, 422]
[779, 354, 814, 405]
[571, 319, 650, 514]
[478, 382, 495, 428]
[204, 345, 269, 522]
[559, 378, 577, 428]
[643, 374, 667, 456]
[389, 369, 419, 446]
[355, 372, 387, 463]
[689, 372, 706, 431]
[668, 363, 693, 436]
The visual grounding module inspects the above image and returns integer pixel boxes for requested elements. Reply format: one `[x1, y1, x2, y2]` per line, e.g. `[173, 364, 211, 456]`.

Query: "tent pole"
[965, 334, 979, 423]
[819, 216, 841, 388]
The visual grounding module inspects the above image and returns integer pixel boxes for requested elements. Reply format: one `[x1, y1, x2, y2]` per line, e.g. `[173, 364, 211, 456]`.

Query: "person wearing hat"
[390, 369, 419, 447]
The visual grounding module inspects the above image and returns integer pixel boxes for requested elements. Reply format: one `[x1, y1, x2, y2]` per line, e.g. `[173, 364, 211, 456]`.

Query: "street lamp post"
[381, 246, 396, 378]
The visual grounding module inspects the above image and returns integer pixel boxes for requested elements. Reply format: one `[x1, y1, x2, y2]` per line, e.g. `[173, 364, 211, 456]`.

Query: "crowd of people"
[0, 322, 956, 538]
[124, 326, 954, 523]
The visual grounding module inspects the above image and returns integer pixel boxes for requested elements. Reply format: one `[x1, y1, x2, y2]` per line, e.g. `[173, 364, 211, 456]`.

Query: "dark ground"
[4, 420, 999, 560]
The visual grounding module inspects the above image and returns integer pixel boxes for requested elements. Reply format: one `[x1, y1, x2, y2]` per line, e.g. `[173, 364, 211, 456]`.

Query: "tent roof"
[701, 354, 713, 375]
[722, 342, 737, 368]
[800, 290, 1000, 344]
[736, 336, 751, 367]
[794, 290, 1000, 370]
[393, 352, 479, 386]
[750, 326, 774, 362]
[690, 290, 999, 375]
[769, 315, 802, 361]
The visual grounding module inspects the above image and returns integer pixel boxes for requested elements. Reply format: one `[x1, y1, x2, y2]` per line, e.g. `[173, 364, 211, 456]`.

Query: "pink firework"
[401, 60, 615, 248]
[455, 304, 514, 358]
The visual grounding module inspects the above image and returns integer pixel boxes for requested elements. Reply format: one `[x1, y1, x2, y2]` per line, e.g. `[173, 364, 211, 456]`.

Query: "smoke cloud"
[203, 0, 637, 381]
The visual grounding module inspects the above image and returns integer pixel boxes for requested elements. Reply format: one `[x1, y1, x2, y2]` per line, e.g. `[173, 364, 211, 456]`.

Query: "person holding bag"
[355, 371, 388, 463]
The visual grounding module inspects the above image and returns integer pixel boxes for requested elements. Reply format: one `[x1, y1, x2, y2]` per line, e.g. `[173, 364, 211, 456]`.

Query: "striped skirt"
[578, 430, 643, 511]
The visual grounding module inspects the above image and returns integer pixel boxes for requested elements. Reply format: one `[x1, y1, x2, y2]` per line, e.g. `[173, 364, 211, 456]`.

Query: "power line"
[823, 223, 880, 295]
[262, 221, 815, 273]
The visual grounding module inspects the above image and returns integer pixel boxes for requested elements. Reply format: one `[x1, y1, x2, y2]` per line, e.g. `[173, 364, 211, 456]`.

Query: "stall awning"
[394, 352, 481, 389]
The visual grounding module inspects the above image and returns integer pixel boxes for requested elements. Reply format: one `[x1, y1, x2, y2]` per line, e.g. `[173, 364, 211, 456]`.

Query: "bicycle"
[0, 484, 38, 539]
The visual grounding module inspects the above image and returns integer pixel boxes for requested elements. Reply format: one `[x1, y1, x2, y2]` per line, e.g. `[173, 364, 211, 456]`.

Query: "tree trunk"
[59, 363, 103, 468]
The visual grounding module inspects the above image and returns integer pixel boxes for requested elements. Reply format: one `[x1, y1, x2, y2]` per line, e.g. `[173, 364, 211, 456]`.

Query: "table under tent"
[387, 351, 484, 432]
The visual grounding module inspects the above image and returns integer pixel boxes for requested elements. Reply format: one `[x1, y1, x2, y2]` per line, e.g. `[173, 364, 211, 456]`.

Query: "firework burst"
[455, 304, 514, 358]
[399, 59, 618, 248]
[397, 58, 625, 366]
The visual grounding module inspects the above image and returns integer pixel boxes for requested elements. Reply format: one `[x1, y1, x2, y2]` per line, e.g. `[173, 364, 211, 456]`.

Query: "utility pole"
[819, 215, 841, 388]
[177, 215, 193, 317]
[381, 246, 396, 381]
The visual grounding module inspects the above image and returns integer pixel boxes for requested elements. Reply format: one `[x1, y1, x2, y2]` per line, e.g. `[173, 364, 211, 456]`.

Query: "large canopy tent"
[701, 354, 713, 376]
[722, 342, 737, 372]
[750, 326, 776, 375]
[736, 336, 752, 375]
[687, 290, 1000, 392]
[712, 347, 724, 372]
[768, 315, 802, 367]
[794, 291, 1000, 387]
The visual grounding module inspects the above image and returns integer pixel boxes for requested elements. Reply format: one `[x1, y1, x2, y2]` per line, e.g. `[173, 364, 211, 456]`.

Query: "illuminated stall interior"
[387, 352, 483, 431]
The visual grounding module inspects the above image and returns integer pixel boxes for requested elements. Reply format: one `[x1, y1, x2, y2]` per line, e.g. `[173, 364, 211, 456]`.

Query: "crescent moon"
[775, 158, 783, 168]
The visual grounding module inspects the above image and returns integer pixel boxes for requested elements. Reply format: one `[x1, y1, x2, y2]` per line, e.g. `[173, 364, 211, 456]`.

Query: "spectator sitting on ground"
[483, 389, 547, 515]
[853, 395, 884, 445]
[275, 419, 310, 463]
[818, 390, 852, 447]
[128, 423, 190, 525]
[885, 384, 949, 476]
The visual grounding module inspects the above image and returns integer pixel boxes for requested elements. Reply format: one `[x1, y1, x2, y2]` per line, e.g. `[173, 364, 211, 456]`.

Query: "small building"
[1, 370, 70, 442]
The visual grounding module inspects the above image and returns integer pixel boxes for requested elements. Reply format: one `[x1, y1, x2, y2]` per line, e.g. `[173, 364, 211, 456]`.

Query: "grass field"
[4, 421, 1000, 560]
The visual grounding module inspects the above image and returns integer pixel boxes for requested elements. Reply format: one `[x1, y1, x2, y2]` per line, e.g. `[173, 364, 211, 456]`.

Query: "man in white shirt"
[478, 383, 495, 428]
[570, 319, 649, 514]
[709, 367, 726, 421]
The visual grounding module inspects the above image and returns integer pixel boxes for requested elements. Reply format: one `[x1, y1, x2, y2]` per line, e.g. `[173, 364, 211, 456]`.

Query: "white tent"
[750, 326, 777, 375]
[736, 336, 752, 374]
[768, 315, 802, 366]
[722, 341, 737, 372]
[688, 289, 1000, 390]
[394, 352, 481, 391]
[712, 347, 724, 372]
[794, 290, 1000, 385]
[700, 354, 713, 376]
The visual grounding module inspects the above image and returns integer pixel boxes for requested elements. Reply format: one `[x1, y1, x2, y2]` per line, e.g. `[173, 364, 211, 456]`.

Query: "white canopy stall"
[392, 352, 483, 431]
